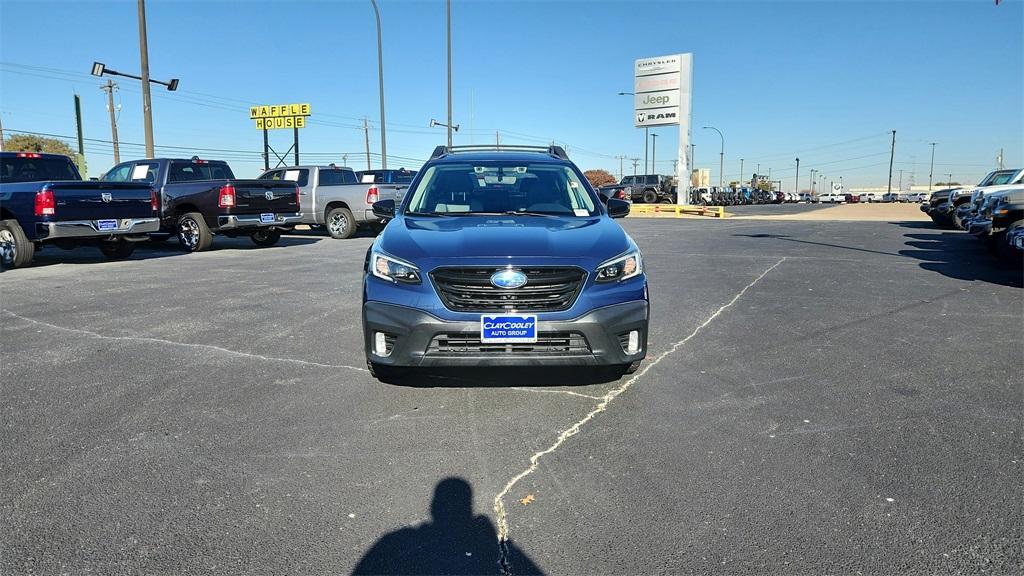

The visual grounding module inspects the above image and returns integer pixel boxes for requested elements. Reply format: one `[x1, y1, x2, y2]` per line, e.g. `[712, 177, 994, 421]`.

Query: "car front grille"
[430, 267, 586, 312]
[425, 332, 591, 356]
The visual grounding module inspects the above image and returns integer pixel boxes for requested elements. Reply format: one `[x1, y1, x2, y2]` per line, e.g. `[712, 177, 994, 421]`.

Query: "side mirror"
[606, 198, 630, 219]
[372, 199, 396, 219]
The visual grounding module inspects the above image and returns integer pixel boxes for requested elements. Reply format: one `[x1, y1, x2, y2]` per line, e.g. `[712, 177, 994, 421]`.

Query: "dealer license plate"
[97, 219, 118, 231]
[480, 315, 537, 343]
[260, 213, 275, 223]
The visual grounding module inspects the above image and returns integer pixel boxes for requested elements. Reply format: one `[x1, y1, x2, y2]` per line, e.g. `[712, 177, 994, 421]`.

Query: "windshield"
[979, 170, 1018, 187]
[405, 162, 598, 216]
[168, 161, 234, 182]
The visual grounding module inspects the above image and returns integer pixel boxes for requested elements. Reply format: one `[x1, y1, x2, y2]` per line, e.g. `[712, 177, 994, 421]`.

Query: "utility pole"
[342, 153, 348, 167]
[739, 159, 744, 186]
[495, 130, 500, 149]
[898, 169, 903, 191]
[363, 118, 371, 170]
[650, 133, 658, 175]
[631, 158, 640, 178]
[101, 80, 120, 163]
[947, 173, 953, 187]
[928, 142, 936, 191]
[886, 129, 896, 197]
[446, 0, 453, 148]
[137, 0, 155, 158]
[616, 155, 626, 180]
[997, 147, 1004, 169]
[0, 113, 4, 151]
[370, 0, 387, 169]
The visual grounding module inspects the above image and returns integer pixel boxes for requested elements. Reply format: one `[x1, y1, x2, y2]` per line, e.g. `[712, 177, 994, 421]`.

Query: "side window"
[128, 162, 158, 184]
[259, 170, 283, 181]
[622, 176, 633, 185]
[282, 169, 309, 187]
[646, 175, 658, 185]
[103, 163, 132, 182]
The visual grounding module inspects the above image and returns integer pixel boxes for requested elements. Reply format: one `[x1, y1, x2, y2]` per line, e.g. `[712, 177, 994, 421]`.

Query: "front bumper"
[363, 300, 649, 368]
[39, 217, 160, 240]
[217, 213, 302, 230]
[967, 218, 992, 237]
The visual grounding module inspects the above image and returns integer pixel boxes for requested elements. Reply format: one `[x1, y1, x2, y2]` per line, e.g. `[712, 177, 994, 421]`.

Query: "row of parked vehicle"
[0, 151, 416, 269]
[919, 167, 1024, 262]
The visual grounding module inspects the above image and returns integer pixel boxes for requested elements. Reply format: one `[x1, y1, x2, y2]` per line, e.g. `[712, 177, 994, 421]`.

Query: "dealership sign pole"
[634, 53, 692, 205]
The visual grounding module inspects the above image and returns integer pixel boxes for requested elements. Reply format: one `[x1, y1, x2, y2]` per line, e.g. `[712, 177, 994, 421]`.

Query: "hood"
[378, 214, 632, 266]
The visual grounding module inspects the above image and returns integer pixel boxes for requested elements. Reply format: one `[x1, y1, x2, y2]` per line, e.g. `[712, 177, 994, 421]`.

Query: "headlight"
[370, 250, 421, 284]
[595, 250, 642, 283]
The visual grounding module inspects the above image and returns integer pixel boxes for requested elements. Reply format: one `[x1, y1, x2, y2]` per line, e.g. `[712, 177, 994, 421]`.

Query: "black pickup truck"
[0, 152, 158, 269]
[101, 157, 301, 251]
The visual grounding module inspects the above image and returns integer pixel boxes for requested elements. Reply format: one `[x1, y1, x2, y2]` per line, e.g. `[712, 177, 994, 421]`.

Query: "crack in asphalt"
[491, 257, 787, 575]
[2, 310, 367, 373]
[508, 387, 604, 401]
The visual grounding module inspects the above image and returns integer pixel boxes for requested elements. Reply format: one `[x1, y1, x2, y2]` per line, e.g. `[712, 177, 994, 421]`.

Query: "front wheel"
[367, 360, 408, 384]
[250, 229, 281, 247]
[98, 240, 136, 260]
[326, 206, 356, 239]
[0, 219, 35, 270]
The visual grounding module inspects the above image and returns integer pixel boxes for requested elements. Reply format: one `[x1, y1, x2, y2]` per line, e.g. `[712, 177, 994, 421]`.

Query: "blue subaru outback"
[362, 145, 648, 382]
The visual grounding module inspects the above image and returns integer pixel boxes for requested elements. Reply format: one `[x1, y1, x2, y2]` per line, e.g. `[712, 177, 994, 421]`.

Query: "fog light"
[374, 332, 390, 357]
[626, 330, 640, 354]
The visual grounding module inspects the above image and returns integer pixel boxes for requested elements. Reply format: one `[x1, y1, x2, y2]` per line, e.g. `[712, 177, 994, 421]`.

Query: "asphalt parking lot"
[2, 216, 1021, 575]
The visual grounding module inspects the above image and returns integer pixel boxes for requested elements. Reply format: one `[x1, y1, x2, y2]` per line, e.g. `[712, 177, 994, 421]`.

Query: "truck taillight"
[218, 184, 236, 208]
[366, 185, 379, 205]
[17, 152, 42, 159]
[34, 187, 55, 216]
[150, 189, 159, 213]
[295, 185, 301, 211]
[615, 189, 626, 199]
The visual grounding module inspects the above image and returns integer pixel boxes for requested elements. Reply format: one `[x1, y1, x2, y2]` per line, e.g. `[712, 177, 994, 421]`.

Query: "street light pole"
[887, 129, 896, 197]
[446, 0, 453, 148]
[644, 127, 649, 175]
[137, 0, 155, 158]
[370, 0, 387, 169]
[702, 126, 724, 189]
[739, 158, 744, 186]
[928, 142, 936, 191]
[794, 158, 800, 195]
[650, 133, 658, 174]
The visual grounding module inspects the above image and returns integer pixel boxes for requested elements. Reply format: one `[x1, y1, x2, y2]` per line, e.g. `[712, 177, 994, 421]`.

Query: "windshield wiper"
[501, 210, 566, 217]
[406, 211, 455, 217]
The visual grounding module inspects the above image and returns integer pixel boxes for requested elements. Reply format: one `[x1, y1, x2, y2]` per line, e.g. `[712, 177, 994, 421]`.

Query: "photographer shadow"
[352, 477, 543, 575]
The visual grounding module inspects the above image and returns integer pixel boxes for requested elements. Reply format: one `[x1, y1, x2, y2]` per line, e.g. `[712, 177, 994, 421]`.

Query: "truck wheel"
[98, 240, 136, 260]
[177, 212, 214, 252]
[642, 189, 658, 204]
[0, 219, 34, 270]
[367, 360, 407, 384]
[250, 229, 281, 247]
[326, 207, 356, 239]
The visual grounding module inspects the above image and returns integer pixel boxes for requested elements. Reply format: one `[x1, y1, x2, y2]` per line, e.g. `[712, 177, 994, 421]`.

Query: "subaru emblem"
[265, 190, 274, 201]
[101, 192, 112, 203]
[490, 269, 528, 289]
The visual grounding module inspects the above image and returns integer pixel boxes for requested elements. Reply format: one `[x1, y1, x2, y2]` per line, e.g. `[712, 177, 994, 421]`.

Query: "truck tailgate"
[231, 180, 299, 213]
[46, 181, 154, 220]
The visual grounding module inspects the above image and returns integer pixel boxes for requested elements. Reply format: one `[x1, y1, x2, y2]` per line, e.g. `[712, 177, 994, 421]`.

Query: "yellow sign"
[256, 116, 307, 130]
[250, 103, 311, 119]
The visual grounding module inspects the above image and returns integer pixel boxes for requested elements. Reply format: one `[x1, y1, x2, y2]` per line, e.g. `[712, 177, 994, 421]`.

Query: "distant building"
[690, 168, 710, 188]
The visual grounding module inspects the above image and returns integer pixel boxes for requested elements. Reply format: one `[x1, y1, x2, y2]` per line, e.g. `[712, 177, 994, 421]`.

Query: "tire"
[98, 240, 136, 260]
[0, 219, 35, 270]
[177, 212, 214, 252]
[250, 229, 281, 247]
[326, 206, 356, 239]
[367, 360, 408, 384]
[642, 189, 658, 204]
[999, 221, 1024, 261]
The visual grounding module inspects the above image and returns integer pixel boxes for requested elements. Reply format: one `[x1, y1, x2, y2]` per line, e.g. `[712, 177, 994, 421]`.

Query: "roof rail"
[429, 144, 569, 161]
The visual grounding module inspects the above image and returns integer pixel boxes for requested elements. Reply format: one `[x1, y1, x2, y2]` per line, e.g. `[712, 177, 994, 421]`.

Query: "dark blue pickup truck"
[0, 152, 159, 269]
[101, 157, 301, 251]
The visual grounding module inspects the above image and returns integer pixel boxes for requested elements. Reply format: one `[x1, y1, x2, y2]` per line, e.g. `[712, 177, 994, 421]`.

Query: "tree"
[4, 134, 86, 175]
[4, 134, 75, 156]
[583, 169, 617, 188]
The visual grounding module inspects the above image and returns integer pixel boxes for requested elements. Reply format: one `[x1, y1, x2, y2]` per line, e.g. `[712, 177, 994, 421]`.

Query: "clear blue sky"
[1, 0, 1020, 188]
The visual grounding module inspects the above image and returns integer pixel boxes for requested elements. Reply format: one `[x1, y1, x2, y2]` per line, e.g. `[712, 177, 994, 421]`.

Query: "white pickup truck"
[258, 165, 402, 239]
